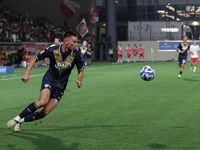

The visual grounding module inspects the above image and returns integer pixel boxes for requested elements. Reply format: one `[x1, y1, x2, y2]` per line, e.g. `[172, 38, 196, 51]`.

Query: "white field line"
[0, 63, 135, 81]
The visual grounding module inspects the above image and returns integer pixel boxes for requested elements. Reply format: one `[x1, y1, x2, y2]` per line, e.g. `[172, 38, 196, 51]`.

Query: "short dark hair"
[55, 37, 60, 41]
[63, 30, 78, 39]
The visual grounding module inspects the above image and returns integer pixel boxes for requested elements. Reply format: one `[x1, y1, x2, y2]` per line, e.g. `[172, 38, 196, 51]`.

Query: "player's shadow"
[183, 78, 200, 81]
[148, 143, 167, 149]
[26, 124, 131, 132]
[5, 132, 79, 150]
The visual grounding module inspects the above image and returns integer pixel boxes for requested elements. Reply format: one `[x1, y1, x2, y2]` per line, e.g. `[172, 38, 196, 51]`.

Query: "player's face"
[193, 40, 196, 45]
[68, 36, 78, 50]
[82, 41, 87, 47]
[54, 39, 59, 45]
[183, 37, 187, 42]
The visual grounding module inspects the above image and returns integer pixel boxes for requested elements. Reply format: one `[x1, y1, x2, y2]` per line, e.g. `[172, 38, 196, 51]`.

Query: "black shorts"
[87, 54, 91, 58]
[41, 76, 64, 101]
[178, 57, 187, 64]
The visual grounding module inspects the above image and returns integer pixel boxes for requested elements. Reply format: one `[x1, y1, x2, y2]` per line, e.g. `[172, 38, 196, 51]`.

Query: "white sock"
[120, 60, 122, 63]
[14, 115, 21, 122]
[19, 118, 25, 123]
[190, 66, 193, 70]
[194, 66, 197, 71]
[117, 60, 119, 63]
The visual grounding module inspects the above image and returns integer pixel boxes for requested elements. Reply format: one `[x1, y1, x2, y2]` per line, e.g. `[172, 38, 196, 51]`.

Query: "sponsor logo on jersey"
[55, 62, 71, 69]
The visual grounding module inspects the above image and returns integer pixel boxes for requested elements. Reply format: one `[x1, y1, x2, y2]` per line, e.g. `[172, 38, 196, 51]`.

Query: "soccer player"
[86, 43, 92, 66]
[133, 44, 138, 62]
[189, 39, 200, 72]
[117, 44, 123, 63]
[108, 47, 114, 61]
[50, 37, 60, 47]
[22, 51, 30, 66]
[177, 35, 193, 78]
[139, 44, 145, 61]
[125, 44, 131, 62]
[79, 40, 88, 67]
[6, 31, 84, 132]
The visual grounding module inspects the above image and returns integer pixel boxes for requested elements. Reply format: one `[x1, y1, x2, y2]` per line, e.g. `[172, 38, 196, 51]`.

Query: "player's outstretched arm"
[22, 57, 37, 84]
[76, 69, 84, 88]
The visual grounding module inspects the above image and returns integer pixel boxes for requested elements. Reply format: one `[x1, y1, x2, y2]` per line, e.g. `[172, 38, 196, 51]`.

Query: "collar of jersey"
[59, 44, 73, 55]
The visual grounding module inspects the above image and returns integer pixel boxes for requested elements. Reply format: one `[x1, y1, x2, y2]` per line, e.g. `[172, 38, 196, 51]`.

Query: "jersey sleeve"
[36, 47, 51, 61]
[177, 43, 181, 50]
[75, 51, 84, 71]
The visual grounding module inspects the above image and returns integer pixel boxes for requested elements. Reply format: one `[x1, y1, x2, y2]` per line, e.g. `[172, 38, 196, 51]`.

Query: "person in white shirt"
[189, 39, 200, 72]
[50, 37, 60, 47]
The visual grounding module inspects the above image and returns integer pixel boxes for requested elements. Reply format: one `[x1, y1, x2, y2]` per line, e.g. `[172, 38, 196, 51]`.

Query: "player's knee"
[36, 99, 49, 107]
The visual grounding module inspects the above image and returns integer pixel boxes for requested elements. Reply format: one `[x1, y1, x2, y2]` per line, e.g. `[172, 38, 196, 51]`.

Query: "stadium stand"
[0, 5, 66, 42]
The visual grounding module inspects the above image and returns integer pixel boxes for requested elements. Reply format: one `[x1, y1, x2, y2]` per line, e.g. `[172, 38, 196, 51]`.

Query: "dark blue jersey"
[87, 47, 92, 54]
[177, 42, 190, 58]
[36, 45, 83, 90]
[79, 46, 88, 58]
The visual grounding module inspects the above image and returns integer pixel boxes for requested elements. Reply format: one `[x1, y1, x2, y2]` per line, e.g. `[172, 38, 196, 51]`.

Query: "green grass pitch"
[1, 61, 200, 150]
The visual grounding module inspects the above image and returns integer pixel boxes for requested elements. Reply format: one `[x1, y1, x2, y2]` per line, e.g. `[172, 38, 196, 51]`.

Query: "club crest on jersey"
[55, 62, 71, 69]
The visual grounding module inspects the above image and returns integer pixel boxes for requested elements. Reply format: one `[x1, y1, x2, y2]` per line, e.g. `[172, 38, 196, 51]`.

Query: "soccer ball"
[140, 66, 155, 81]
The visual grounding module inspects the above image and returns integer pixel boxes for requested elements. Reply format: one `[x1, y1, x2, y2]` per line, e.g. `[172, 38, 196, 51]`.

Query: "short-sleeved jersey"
[79, 46, 88, 57]
[118, 46, 122, 54]
[126, 47, 131, 54]
[23, 55, 29, 62]
[36, 45, 83, 90]
[133, 46, 137, 53]
[87, 47, 92, 54]
[190, 45, 200, 58]
[139, 46, 144, 53]
[177, 42, 190, 58]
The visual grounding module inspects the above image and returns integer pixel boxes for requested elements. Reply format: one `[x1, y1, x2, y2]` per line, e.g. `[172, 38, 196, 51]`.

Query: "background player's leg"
[178, 63, 184, 79]
[194, 61, 198, 72]
[89, 58, 91, 65]
[190, 59, 194, 70]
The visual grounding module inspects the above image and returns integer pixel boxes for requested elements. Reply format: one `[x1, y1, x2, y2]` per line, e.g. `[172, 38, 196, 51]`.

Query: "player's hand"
[76, 80, 82, 88]
[22, 73, 29, 84]
[180, 51, 184, 53]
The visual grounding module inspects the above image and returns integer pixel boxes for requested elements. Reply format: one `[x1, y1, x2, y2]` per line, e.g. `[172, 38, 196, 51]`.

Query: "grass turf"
[1, 61, 200, 150]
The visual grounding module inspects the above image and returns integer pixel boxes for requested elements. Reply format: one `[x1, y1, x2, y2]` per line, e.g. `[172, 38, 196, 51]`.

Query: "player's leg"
[190, 58, 194, 70]
[89, 58, 91, 65]
[193, 59, 198, 72]
[117, 55, 119, 63]
[120, 55, 123, 63]
[14, 98, 58, 132]
[7, 88, 51, 128]
[178, 63, 185, 79]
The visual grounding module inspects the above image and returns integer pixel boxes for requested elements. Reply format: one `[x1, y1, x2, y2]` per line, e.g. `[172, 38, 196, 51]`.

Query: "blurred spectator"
[0, 51, 3, 65]
[23, 51, 30, 66]
[17, 47, 25, 66]
[1, 51, 7, 66]
[0, 5, 66, 42]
